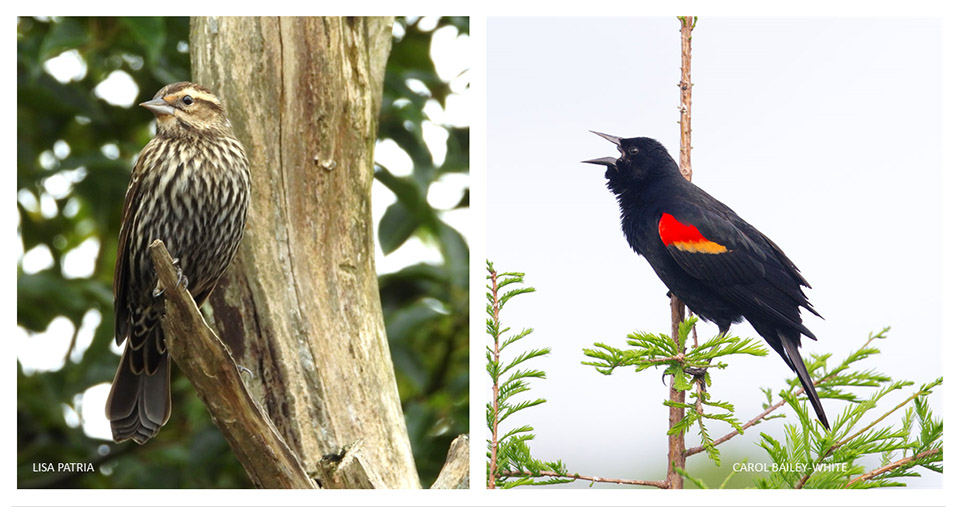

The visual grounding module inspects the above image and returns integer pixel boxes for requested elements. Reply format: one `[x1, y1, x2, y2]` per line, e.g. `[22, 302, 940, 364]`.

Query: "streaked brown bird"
[106, 82, 251, 444]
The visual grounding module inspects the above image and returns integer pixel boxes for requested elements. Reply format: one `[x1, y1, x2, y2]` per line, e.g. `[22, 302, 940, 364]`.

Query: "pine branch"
[684, 375, 831, 458]
[502, 470, 668, 489]
[844, 448, 941, 488]
[487, 263, 502, 489]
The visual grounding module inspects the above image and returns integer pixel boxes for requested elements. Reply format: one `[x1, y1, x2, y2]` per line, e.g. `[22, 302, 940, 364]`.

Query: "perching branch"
[678, 15, 696, 181]
[148, 239, 316, 489]
[666, 296, 687, 489]
[665, 14, 697, 490]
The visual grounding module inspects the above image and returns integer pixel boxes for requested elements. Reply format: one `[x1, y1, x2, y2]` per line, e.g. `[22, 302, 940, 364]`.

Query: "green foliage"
[15, 16, 239, 489]
[486, 261, 571, 488]
[17, 16, 467, 489]
[584, 323, 941, 488]
[752, 330, 942, 489]
[376, 16, 469, 487]
[585, 316, 766, 465]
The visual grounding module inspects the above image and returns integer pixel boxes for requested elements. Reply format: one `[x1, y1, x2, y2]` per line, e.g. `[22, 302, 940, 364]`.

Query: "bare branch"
[665, 15, 697, 489]
[503, 470, 668, 489]
[148, 239, 316, 489]
[318, 441, 386, 489]
[845, 448, 940, 488]
[430, 434, 470, 489]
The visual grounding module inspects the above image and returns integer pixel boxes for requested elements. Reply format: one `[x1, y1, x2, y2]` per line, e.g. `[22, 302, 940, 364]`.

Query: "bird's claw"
[152, 257, 186, 297]
[171, 257, 188, 291]
[237, 364, 255, 378]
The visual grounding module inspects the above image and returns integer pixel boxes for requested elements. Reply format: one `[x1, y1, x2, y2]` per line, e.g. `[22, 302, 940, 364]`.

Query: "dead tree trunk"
[189, 16, 420, 488]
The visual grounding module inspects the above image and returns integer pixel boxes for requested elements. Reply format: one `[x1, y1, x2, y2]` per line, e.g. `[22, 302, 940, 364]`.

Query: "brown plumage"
[106, 82, 251, 444]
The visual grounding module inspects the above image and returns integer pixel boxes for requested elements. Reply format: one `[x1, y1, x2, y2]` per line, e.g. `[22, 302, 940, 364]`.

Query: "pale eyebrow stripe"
[169, 88, 221, 105]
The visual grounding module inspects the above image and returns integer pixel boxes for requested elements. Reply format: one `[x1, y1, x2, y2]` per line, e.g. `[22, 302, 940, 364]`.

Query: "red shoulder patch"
[658, 213, 728, 254]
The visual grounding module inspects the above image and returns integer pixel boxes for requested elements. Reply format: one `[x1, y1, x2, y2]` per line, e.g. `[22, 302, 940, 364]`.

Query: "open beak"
[582, 130, 622, 168]
[582, 156, 619, 168]
[589, 130, 622, 145]
[140, 97, 176, 117]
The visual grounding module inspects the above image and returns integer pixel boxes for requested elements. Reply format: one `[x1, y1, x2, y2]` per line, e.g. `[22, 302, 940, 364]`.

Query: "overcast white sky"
[486, 17, 942, 488]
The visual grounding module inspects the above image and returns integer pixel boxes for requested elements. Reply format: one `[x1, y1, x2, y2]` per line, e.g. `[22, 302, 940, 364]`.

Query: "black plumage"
[584, 132, 828, 428]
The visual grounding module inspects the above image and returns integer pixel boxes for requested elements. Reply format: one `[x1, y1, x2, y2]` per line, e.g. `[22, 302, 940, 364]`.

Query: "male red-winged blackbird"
[584, 132, 829, 429]
[105, 82, 251, 444]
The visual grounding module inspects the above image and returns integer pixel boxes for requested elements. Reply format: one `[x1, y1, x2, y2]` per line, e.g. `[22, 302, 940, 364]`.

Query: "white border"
[8, 1, 955, 505]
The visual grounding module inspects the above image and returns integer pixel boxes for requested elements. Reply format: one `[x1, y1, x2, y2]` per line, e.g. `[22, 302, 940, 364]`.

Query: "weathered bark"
[148, 240, 316, 489]
[189, 17, 419, 488]
[430, 434, 469, 489]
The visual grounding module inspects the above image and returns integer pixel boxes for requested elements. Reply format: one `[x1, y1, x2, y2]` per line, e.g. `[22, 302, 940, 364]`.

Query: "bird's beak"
[140, 97, 176, 117]
[582, 130, 622, 168]
[582, 156, 619, 168]
[589, 130, 622, 146]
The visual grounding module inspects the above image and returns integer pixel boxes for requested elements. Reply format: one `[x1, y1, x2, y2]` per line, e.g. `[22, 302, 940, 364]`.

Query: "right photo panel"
[485, 16, 942, 490]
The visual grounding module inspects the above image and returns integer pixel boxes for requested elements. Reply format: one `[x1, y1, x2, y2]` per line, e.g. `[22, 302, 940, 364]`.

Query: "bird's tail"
[105, 345, 171, 444]
[777, 329, 829, 429]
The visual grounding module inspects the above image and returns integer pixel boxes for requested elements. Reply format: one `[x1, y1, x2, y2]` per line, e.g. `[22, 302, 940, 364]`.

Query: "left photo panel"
[16, 16, 469, 489]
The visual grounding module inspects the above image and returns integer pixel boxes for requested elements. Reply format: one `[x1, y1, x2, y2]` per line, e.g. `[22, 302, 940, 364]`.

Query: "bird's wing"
[113, 142, 155, 345]
[659, 205, 818, 337]
[656, 207, 768, 286]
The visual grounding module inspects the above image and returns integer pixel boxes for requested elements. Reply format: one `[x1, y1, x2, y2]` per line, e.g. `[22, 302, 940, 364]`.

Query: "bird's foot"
[152, 258, 186, 297]
[237, 364, 255, 378]
[684, 366, 708, 378]
[172, 258, 188, 291]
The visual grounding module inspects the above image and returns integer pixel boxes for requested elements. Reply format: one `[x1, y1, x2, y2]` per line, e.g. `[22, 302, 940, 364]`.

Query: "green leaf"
[38, 18, 88, 60]
[437, 220, 467, 287]
[121, 17, 165, 63]
[378, 201, 419, 254]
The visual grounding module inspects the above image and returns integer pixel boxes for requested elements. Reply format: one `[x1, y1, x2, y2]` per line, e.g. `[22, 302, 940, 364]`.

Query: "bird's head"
[583, 132, 680, 194]
[141, 82, 232, 138]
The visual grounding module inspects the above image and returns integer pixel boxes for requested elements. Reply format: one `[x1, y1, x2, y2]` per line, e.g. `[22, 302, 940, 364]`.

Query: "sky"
[486, 16, 942, 488]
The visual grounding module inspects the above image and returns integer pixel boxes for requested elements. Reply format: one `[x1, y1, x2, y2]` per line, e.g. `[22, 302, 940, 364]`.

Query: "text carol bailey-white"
[734, 462, 850, 473]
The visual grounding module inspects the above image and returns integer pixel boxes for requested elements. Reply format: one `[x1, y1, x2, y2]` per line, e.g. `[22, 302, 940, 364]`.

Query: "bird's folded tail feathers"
[105, 346, 171, 444]
[777, 330, 829, 429]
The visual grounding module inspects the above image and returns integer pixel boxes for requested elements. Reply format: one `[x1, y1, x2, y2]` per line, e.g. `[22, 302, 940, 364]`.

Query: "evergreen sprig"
[585, 322, 942, 488]
[584, 316, 764, 464]
[486, 260, 572, 488]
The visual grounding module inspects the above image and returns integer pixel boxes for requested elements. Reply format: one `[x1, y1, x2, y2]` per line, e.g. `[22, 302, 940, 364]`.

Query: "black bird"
[583, 131, 828, 429]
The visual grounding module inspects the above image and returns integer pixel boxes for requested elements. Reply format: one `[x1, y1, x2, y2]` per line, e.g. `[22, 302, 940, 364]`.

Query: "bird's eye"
[182, 95, 194, 106]
[628, 147, 639, 155]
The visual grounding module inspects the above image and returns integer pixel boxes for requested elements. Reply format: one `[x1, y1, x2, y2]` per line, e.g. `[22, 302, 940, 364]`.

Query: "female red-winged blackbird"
[106, 82, 251, 444]
[584, 131, 829, 429]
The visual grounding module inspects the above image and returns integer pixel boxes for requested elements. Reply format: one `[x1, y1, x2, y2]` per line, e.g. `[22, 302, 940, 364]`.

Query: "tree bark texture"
[148, 240, 316, 489]
[189, 17, 419, 488]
